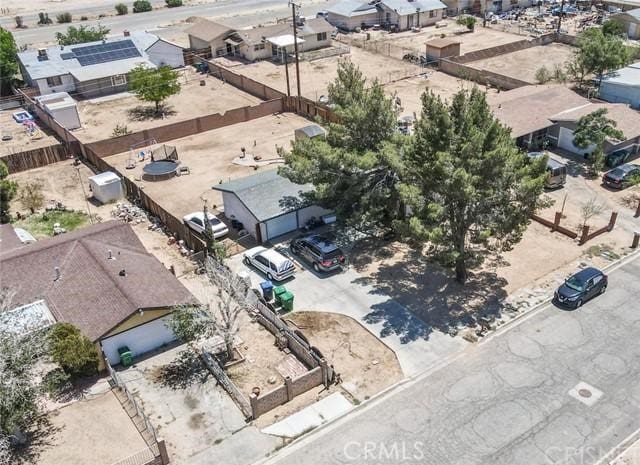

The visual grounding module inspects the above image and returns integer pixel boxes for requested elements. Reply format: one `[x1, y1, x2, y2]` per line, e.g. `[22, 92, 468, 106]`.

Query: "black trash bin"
[260, 281, 274, 301]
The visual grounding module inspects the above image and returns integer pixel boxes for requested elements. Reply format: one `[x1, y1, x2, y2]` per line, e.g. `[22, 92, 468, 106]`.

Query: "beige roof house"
[186, 19, 234, 45]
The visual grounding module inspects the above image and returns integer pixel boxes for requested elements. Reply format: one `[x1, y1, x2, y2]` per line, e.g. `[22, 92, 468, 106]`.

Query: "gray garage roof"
[212, 170, 314, 222]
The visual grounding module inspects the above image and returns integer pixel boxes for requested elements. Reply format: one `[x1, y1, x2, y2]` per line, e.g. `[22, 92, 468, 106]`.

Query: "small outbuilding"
[611, 8, 640, 38]
[34, 92, 81, 130]
[295, 124, 327, 141]
[212, 170, 332, 242]
[599, 62, 640, 109]
[89, 172, 124, 204]
[425, 37, 461, 61]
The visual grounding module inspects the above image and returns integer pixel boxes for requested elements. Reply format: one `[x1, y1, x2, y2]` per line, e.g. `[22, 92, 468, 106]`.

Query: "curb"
[481, 248, 640, 345]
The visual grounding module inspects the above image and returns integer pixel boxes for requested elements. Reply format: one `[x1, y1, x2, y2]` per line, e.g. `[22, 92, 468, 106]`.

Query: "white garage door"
[101, 315, 176, 365]
[265, 212, 298, 240]
[558, 127, 596, 155]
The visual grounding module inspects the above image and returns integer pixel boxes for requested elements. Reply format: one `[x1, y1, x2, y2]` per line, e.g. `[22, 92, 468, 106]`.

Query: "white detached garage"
[213, 170, 332, 243]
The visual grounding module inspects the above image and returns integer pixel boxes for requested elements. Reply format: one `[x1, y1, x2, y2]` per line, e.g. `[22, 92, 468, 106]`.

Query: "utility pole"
[284, 50, 291, 97]
[556, 0, 565, 34]
[289, 1, 302, 111]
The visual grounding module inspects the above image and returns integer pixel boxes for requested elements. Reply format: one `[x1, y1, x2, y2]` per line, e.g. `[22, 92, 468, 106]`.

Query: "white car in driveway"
[183, 212, 229, 238]
[243, 246, 295, 282]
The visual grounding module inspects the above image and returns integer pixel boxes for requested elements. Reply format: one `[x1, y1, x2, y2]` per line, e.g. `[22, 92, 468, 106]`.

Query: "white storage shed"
[89, 172, 124, 204]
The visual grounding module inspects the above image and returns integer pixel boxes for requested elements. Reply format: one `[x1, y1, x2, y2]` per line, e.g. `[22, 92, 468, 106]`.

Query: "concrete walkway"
[261, 393, 353, 438]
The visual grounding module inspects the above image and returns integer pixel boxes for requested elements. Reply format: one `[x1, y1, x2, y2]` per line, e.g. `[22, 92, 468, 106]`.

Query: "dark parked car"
[602, 163, 640, 189]
[554, 267, 607, 309]
[290, 234, 346, 272]
[605, 149, 630, 168]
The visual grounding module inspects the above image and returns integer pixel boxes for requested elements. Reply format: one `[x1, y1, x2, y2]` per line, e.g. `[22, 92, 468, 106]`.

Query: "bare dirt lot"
[385, 71, 493, 118]
[468, 42, 576, 83]
[0, 108, 59, 156]
[74, 67, 262, 142]
[34, 391, 147, 465]
[288, 311, 403, 401]
[348, 20, 526, 56]
[106, 113, 312, 217]
[226, 45, 421, 101]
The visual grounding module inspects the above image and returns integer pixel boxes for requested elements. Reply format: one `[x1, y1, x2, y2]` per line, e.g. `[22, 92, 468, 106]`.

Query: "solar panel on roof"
[71, 39, 141, 66]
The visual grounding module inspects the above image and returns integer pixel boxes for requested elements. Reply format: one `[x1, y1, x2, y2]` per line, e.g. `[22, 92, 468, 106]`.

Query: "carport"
[213, 170, 332, 243]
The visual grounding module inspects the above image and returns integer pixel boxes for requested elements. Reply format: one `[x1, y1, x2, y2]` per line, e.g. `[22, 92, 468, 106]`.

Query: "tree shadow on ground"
[154, 349, 211, 390]
[12, 415, 61, 465]
[351, 239, 510, 343]
[128, 104, 176, 121]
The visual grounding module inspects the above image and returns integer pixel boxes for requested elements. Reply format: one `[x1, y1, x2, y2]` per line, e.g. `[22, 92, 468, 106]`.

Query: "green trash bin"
[118, 346, 133, 367]
[280, 291, 294, 312]
[274, 285, 287, 305]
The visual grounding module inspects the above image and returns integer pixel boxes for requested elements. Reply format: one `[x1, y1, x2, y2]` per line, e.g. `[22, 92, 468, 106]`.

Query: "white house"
[212, 170, 332, 242]
[326, 0, 447, 31]
[18, 31, 185, 98]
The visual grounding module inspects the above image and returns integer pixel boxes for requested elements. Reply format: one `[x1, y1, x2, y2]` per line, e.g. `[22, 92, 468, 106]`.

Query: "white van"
[243, 246, 295, 282]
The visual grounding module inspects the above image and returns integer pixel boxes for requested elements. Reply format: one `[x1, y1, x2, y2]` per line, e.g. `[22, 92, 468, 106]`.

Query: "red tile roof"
[0, 221, 195, 341]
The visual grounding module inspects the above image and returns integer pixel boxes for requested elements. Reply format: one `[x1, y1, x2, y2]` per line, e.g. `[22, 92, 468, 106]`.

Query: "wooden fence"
[1, 144, 71, 173]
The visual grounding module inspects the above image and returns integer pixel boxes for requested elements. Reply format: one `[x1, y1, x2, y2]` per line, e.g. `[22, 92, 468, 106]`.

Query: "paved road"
[264, 254, 640, 465]
[4, 0, 333, 46]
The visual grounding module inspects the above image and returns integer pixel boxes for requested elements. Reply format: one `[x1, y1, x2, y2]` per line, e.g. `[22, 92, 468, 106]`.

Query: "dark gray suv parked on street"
[290, 234, 346, 272]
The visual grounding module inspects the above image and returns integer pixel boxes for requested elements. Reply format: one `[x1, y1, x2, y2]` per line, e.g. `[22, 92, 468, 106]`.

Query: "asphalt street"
[265, 253, 640, 465]
[3, 0, 335, 46]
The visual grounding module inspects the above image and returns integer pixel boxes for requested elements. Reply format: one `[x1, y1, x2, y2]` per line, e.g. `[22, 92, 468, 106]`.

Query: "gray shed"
[89, 172, 124, 204]
[295, 125, 327, 141]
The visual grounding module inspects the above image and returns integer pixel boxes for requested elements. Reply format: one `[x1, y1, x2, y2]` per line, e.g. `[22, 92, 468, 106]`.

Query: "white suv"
[243, 246, 295, 282]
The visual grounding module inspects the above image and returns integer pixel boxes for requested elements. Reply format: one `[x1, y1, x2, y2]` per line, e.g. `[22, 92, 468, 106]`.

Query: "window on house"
[429, 9, 437, 17]
[254, 43, 265, 51]
[111, 74, 127, 87]
[46, 75, 62, 87]
[317, 32, 327, 41]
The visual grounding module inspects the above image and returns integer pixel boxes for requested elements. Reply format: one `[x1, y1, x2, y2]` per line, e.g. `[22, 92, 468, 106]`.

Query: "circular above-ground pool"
[142, 161, 178, 181]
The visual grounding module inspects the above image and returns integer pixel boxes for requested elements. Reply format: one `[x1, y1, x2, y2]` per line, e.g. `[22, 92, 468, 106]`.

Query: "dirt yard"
[105, 113, 312, 218]
[74, 67, 262, 142]
[287, 312, 403, 401]
[0, 108, 59, 157]
[34, 391, 147, 465]
[385, 71, 493, 118]
[347, 20, 526, 56]
[468, 43, 576, 83]
[227, 45, 421, 101]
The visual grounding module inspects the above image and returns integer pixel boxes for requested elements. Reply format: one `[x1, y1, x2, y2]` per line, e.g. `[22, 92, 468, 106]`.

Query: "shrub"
[553, 63, 567, 83]
[457, 15, 476, 31]
[80, 15, 88, 21]
[535, 65, 552, 84]
[112, 123, 131, 136]
[38, 12, 52, 25]
[115, 3, 128, 15]
[56, 12, 72, 24]
[41, 368, 71, 398]
[133, 0, 153, 12]
[18, 179, 45, 214]
[48, 323, 100, 378]
[15, 16, 24, 28]
[165, 0, 183, 6]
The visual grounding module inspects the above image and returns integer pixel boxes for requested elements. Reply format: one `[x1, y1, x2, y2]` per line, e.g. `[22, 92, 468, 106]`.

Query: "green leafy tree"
[133, 0, 153, 12]
[56, 12, 72, 23]
[48, 323, 99, 378]
[401, 88, 547, 284]
[280, 60, 403, 232]
[55, 25, 110, 45]
[457, 15, 476, 31]
[165, 0, 183, 6]
[0, 28, 18, 96]
[575, 27, 631, 87]
[18, 179, 45, 214]
[0, 160, 17, 223]
[37, 12, 52, 25]
[573, 108, 625, 173]
[115, 3, 128, 15]
[128, 64, 181, 113]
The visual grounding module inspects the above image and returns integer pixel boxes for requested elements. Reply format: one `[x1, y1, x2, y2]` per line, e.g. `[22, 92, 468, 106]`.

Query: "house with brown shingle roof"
[186, 17, 335, 61]
[0, 221, 196, 365]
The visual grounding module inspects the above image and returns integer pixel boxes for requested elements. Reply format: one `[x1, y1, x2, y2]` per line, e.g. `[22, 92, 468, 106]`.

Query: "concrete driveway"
[227, 250, 468, 377]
